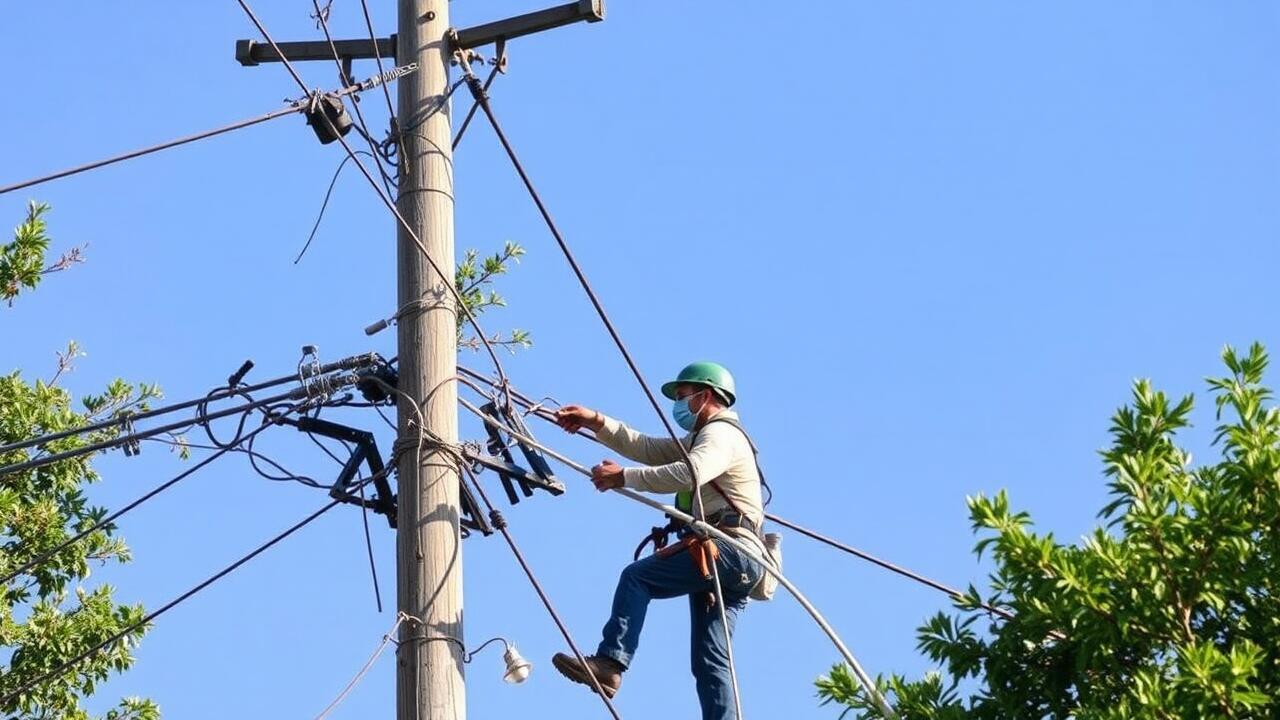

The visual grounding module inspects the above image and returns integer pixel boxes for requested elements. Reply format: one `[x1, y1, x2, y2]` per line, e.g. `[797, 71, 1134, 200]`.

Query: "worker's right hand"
[554, 405, 605, 434]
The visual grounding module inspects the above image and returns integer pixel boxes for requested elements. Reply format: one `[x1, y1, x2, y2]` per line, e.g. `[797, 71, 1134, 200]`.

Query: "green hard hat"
[661, 361, 737, 407]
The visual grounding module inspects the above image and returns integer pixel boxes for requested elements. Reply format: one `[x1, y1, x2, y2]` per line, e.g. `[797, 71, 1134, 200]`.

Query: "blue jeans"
[597, 539, 763, 720]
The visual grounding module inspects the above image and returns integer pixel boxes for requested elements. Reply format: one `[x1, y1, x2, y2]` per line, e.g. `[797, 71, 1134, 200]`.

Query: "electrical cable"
[314, 613, 407, 720]
[236, 1, 309, 92]
[244, 407, 328, 489]
[452, 58, 503, 151]
[0, 396, 385, 589]
[457, 397, 899, 719]
[142, 434, 322, 489]
[0, 387, 318, 481]
[0, 104, 302, 197]
[153, 400, 385, 611]
[294, 150, 376, 264]
[2, 354, 378, 482]
[311, 0, 397, 196]
[460, 463, 624, 718]
[304, 421, 354, 467]
[0, 66, 413, 198]
[0, 480, 378, 710]
[197, 387, 258, 450]
[763, 515, 1016, 622]
[4, 371, 284, 457]
[0, 353, 379, 458]
[0, 419, 281, 587]
[356, 0, 398, 124]
[458, 365, 1018, 622]
[452, 50, 747, 715]
[354, 475, 383, 613]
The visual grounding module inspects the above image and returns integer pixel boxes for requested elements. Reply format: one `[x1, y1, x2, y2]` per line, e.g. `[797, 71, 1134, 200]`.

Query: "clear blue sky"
[3, 1, 1278, 717]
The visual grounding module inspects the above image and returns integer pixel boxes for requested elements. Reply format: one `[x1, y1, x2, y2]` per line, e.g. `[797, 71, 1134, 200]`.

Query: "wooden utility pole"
[394, 0, 465, 718]
[233, 4, 604, 718]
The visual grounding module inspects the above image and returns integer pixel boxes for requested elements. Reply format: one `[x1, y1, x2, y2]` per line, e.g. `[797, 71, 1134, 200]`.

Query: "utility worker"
[550, 362, 766, 720]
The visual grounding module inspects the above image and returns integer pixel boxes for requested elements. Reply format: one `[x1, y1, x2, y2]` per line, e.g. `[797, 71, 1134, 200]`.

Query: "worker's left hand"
[591, 460, 624, 492]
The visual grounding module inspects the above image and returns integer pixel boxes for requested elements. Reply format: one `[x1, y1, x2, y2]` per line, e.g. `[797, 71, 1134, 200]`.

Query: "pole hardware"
[233, 0, 604, 67]
[475, 401, 564, 501]
[306, 93, 355, 144]
[274, 415, 398, 527]
[459, 461, 494, 539]
[228, 360, 255, 388]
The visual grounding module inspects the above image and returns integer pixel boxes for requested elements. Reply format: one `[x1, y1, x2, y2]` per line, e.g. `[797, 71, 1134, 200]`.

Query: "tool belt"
[632, 511, 760, 561]
[653, 534, 719, 576]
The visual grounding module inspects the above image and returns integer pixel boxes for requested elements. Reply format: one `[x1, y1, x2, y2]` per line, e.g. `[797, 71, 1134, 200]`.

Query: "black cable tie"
[488, 509, 507, 530]
[463, 74, 488, 102]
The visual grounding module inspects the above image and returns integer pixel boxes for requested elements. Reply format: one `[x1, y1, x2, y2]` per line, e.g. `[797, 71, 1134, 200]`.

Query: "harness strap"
[692, 416, 770, 517]
[631, 416, 769, 561]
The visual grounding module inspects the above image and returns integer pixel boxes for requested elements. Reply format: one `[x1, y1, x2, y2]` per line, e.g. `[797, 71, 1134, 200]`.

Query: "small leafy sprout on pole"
[455, 240, 531, 353]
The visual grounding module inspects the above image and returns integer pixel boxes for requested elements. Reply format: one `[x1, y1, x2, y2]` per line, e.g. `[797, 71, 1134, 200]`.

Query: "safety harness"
[631, 415, 778, 603]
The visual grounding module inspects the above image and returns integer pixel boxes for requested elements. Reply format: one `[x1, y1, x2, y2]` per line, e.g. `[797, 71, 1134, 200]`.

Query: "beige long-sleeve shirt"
[596, 409, 766, 553]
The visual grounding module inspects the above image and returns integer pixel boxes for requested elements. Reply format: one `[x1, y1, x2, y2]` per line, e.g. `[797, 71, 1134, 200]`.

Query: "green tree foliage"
[818, 344, 1280, 720]
[1, 202, 83, 306]
[0, 206, 160, 719]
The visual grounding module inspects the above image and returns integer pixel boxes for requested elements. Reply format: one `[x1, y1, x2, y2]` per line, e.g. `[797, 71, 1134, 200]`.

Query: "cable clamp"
[488, 509, 508, 530]
[119, 412, 141, 457]
[359, 62, 419, 92]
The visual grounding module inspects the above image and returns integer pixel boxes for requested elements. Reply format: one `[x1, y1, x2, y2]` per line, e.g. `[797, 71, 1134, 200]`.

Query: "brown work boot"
[551, 652, 623, 698]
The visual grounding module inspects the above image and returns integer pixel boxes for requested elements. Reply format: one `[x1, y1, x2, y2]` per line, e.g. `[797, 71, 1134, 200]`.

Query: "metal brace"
[276, 415, 398, 527]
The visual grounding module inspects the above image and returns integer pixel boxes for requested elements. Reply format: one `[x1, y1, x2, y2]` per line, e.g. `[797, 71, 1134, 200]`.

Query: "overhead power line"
[356, 0, 399, 123]
[0, 380, 351, 482]
[0, 352, 377, 458]
[457, 364, 1020, 622]
[0, 68, 414, 198]
[1, 419, 279, 586]
[0, 351, 382, 483]
[0, 485, 373, 710]
[0, 105, 300, 197]
[764, 515, 1016, 621]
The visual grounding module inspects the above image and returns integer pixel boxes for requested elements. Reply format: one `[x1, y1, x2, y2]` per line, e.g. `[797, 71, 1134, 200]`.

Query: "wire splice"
[488, 509, 507, 530]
